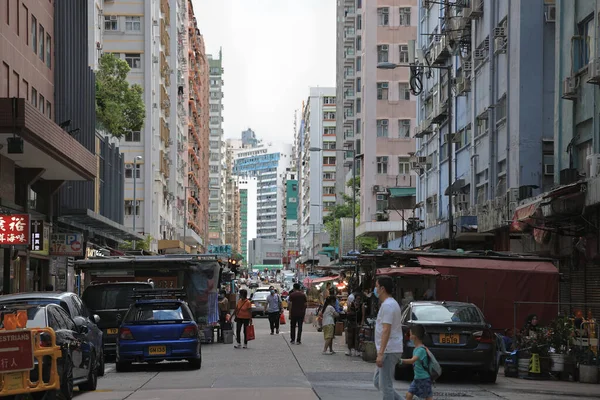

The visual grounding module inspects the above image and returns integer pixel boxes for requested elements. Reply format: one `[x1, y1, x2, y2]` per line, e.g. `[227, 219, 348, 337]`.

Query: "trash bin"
[223, 330, 234, 344]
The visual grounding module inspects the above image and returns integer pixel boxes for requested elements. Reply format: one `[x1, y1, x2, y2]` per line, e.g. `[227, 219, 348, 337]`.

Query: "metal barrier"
[0, 326, 62, 397]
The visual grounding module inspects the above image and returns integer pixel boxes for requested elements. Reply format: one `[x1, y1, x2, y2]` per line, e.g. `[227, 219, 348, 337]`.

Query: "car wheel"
[188, 357, 201, 370]
[116, 361, 132, 372]
[97, 347, 105, 377]
[79, 352, 98, 391]
[59, 355, 75, 400]
[480, 369, 498, 383]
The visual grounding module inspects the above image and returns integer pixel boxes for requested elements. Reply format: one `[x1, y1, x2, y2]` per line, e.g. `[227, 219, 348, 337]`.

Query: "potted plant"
[548, 316, 573, 372]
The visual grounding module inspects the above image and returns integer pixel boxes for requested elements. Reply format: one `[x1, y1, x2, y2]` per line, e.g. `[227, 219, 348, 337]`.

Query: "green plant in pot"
[548, 316, 573, 354]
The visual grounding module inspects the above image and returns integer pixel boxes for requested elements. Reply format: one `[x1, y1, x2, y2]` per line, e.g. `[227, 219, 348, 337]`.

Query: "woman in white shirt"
[319, 295, 339, 355]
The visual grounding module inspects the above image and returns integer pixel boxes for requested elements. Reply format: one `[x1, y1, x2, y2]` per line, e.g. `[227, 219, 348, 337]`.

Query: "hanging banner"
[0, 214, 30, 245]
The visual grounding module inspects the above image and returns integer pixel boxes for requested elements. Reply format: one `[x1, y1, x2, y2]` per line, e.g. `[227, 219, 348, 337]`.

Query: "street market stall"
[376, 267, 440, 307]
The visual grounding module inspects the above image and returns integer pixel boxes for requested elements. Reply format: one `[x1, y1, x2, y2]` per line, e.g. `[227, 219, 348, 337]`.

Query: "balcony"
[430, 98, 449, 124]
[343, 90, 355, 104]
[344, 28, 355, 43]
[431, 35, 450, 65]
[344, 7, 356, 20]
[344, 130, 354, 145]
[413, 118, 434, 138]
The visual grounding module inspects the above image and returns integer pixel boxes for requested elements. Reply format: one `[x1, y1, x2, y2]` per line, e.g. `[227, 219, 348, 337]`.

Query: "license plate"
[107, 328, 118, 335]
[439, 333, 460, 344]
[3, 372, 23, 391]
[148, 345, 166, 355]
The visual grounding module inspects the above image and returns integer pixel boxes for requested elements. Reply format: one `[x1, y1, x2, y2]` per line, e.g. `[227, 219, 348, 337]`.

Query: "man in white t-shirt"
[373, 276, 403, 400]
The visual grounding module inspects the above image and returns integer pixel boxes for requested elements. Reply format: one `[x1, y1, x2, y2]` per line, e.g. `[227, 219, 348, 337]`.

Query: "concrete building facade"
[335, 0, 418, 248]
[247, 238, 283, 268]
[238, 176, 258, 263]
[233, 141, 293, 240]
[208, 50, 225, 245]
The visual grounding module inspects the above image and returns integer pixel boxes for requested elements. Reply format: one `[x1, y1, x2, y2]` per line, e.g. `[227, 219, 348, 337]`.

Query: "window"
[356, 98, 361, 113]
[125, 164, 141, 179]
[31, 15, 37, 54]
[377, 156, 389, 174]
[398, 119, 411, 138]
[323, 142, 337, 150]
[210, 104, 220, 112]
[125, 200, 141, 216]
[31, 87, 37, 107]
[46, 101, 51, 119]
[377, 7, 389, 26]
[399, 45, 409, 63]
[124, 131, 141, 142]
[376, 119, 389, 137]
[324, 96, 336, 104]
[399, 83, 411, 100]
[323, 187, 336, 195]
[323, 111, 336, 120]
[323, 172, 336, 180]
[356, 56, 361, 71]
[357, 15, 362, 30]
[398, 157, 410, 174]
[125, 16, 141, 31]
[399, 7, 411, 26]
[39, 94, 44, 114]
[377, 82, 389, 100]
[575, 16, 593, 70]
[323, 156, 336, 165]
[476, 115, 488, 137]
[125, 53, 141, 69]
[496, 96, 507, 124]
[104, 15, 118, 31]
[356, 77, 361, 92]
[46, 33, 51, 68]
[356, 36, 362, 51]
[38, 25, 44, 62]
[356, 118, 361, 134]
[377, 45, 389, 63]
[324, 127, 336, 135]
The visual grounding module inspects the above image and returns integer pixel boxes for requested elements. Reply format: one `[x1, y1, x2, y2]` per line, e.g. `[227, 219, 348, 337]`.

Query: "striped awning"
[511, 199, 543, 232]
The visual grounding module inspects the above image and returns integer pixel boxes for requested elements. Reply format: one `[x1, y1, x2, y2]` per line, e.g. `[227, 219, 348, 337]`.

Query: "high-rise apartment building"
[224, 140, 241, 254]
[238, 177, 258, 263]
[281, 170, 299, 269]
[335, 0, 418, 247]
[242, 128, 259, 148]
[208, 50, 225, 246]
[297, 88, 336, 262]
[233, 141, 294, 240]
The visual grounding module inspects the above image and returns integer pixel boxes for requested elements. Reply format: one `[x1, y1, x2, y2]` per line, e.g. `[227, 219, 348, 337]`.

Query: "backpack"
[424, 347, 442, 381]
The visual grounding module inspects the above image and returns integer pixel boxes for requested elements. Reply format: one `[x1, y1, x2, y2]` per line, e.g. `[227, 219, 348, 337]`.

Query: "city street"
[75, 314, 600, 400]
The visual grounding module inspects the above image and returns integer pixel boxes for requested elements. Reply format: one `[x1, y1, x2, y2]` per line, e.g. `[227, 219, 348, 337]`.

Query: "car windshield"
[252, 292, 269, 301]
[411, 304, 484, 324]
[82, 284, 150, 310]
[0, 306, 47, 329]
[125, 302, 191, 322]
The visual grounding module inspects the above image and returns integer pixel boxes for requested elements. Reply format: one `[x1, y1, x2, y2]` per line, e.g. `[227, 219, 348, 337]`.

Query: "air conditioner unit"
[372, 185, 383, 193]
[463, 60, 473, 72]
[456, 77, 471, 95]
[417, 156, 429, 164]
[474, 49, 485, 60]
[562, 76, 578, 100]
[507, 188, 519, 203]
[495, 37, 507, 54]
[545, 5, 556, 22]
[453, 193, 468, 205]
[507, 201, 517, 217]
[411, 161, 421, 170]
[483, 38, 490, 51]
[494, 27, 506, 37]
[544, 163, 554, 176]
[587, 57, 600, 85]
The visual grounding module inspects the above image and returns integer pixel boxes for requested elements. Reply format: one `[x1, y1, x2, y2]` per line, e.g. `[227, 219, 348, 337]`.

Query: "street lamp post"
[377, 59, 455, 250]
[309, 147, 357, 253]
[132, 155, 142, 249]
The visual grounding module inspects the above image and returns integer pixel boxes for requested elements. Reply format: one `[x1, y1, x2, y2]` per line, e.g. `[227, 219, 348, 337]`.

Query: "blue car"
[115, 294, 201, 372]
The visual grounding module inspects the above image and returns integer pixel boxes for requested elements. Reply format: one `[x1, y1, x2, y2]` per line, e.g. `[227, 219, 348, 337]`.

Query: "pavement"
[75, 312, 600, 400]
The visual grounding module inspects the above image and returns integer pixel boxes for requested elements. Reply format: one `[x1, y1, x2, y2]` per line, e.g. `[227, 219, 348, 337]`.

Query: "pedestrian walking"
[218, 290, 230, 342]
[266, 288, 283, 335]
[233, 289, 252, 349]
[288, 283, 307, 344]
[373, 276, 403, 400]
[345, 292, 364, 357]
[399, 325, 433, 400]
[320, 295, 339, 355]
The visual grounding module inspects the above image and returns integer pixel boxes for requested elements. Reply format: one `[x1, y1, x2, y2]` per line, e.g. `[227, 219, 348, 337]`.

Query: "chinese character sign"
[0, 214, 30, 245]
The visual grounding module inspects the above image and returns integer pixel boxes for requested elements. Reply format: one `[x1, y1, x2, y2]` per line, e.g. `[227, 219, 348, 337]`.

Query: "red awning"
[417, 256, 558, 274]
[377, 267, 440, 277]
[512, 198, 543, 232]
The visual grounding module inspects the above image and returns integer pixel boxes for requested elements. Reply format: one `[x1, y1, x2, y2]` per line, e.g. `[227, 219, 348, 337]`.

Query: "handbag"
[245, 321, 256, 341]
[279, 312, 286, 325]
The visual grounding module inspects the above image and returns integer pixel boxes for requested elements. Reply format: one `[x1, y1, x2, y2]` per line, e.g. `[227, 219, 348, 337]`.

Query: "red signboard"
[287, 250, 299, 257]
[0, 214, 30, 245]
[0, 330, 34, 373]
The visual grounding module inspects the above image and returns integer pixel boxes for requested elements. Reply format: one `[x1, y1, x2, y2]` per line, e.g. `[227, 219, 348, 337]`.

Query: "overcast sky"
[192, 0, 336, 144]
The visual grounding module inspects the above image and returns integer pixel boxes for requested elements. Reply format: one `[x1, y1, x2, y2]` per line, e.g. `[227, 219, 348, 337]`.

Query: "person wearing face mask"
[266, 288, 283, 335]
[373, 276, 403, 400]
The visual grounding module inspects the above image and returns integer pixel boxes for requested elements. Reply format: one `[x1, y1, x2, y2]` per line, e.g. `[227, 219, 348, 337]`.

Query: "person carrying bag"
[233, 289, 253, 349]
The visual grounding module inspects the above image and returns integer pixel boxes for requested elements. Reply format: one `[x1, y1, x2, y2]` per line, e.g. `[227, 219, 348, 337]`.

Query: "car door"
[53, 306, 88, 379]
[71, 294, 103, 353]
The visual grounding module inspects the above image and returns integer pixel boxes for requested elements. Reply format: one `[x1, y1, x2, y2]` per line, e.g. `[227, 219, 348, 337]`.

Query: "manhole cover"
[434, 392, 473, 398]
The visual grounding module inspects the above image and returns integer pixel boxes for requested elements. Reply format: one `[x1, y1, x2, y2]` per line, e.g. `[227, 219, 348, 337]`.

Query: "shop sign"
[266, 252, 281, 258]
[0, 214, 30, 245]
[0, 330, 34, 373]
[287, 250, 299, 257]
[30, 220, 50, 255]
[50, 233, 84, 257]
[86, 247, 106, 259]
